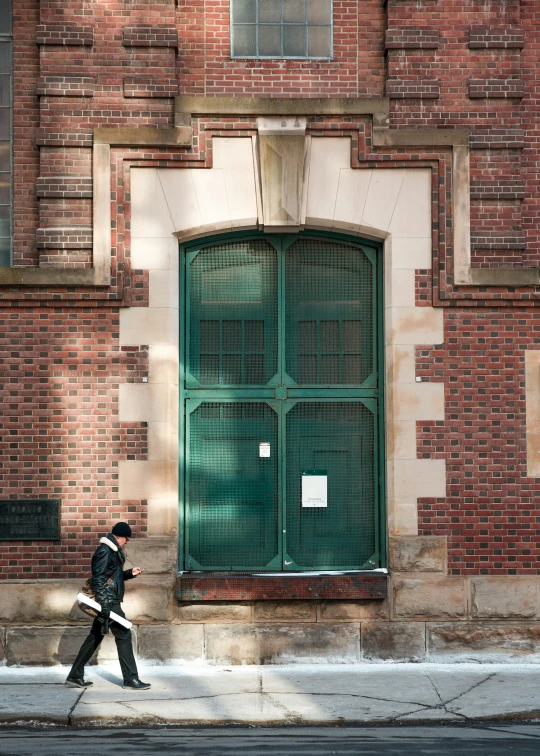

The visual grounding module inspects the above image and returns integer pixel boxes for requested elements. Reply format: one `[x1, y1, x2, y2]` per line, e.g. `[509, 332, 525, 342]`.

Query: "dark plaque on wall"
[0, 500, 60, 541]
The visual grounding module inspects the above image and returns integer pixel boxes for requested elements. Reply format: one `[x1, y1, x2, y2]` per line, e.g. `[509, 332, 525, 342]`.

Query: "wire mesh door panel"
[187, 402, 279, 570]
[187, 240, 278, 386]
[285, 401, 377, 570]
[285, 238, 374, 387]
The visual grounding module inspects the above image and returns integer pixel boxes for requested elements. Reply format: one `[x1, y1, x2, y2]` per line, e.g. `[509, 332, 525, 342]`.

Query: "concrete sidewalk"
[1, 663, 540, 727]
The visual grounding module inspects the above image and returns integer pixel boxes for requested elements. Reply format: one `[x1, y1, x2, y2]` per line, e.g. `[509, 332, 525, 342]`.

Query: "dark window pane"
[298, 320, 317, 352]
[321, 321, 339, 352]
[245, 354, 264, 384]
[0, 109, 9, 140]
[283, 0, 305, 23]
[283, 24, 305, 55]
[298, 355, 316, 383]
[245, 320, 264, 352]
[0, 141, 9, 170]
[343, 320, 362, 352]
[233, 24, 257, 56]
[222, 355, 243, 384]
[0, 203, 10, 236]
[0, 0, 11, 35]
[0, 75, 9, 107]
[223, 320, 242, 351]
[0, 42, 10, 73]
[199, 355, 219, 384]
[0, 172, 9, 203]
[320, 355, 339, 383]
[258, 24, 281, 56]
[308, 0, 331, 24]
[232, 0, 256, 23]
[0, 234, 10, 267]
[308, 24, 331, 57]
[343, 355, 362, 385]
[200, 320, 219, 353]
[259, 0, 281, 23]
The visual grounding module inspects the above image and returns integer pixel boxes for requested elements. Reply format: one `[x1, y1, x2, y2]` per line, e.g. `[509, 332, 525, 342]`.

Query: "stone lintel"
[176, 572, 388, 601]
[175, 96, 390, 117]
[465, 267, 540, 286]
[0, 268, 101, 286]
[94, 127, 191, 146]
[373, 127, 469, 148]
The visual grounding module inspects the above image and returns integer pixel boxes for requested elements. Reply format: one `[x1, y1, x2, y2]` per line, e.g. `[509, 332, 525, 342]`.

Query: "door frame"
[178, 229, 386, 572]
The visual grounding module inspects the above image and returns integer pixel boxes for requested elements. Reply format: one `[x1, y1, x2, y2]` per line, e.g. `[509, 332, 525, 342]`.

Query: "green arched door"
[180, 233, 384, 571]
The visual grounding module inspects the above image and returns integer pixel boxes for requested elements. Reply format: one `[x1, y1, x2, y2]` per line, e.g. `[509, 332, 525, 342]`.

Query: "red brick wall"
[0, 309, 149, 579]
[3, 0, 540, 578]
[417, 308, 540, 575]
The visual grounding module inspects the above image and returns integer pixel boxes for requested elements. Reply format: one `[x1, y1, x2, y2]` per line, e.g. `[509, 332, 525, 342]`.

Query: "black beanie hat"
[111, 522, 132, 538]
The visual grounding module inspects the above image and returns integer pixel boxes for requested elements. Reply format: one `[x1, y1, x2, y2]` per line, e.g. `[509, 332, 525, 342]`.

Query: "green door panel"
[186, 401, 279, 570]
[187, 239, 279, 387]
[285, 238, 375, 387]
[285, 401, 377, 570]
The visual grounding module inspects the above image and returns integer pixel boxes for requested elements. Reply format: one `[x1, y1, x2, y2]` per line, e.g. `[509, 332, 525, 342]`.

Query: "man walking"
[66, 522, 151, 690]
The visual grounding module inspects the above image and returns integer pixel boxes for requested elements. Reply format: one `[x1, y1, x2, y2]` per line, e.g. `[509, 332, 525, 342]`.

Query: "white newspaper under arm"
[76, 593, 132, 629]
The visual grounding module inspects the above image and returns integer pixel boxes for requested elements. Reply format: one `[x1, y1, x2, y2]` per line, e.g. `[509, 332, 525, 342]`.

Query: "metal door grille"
[286, 238, 373, 386]
[188, 240, 278, 386]
[187, 401, 279, 570]
[285, 401, 376, 569]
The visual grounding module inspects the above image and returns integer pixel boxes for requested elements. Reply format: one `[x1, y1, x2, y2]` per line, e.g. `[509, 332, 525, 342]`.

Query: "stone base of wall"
[3, 538, 540, 665]
[4, 621, 540, 665]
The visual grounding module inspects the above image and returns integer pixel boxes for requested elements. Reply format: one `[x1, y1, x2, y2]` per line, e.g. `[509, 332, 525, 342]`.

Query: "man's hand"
[132, 567, 143, 576]
[100, 607, 111, 636]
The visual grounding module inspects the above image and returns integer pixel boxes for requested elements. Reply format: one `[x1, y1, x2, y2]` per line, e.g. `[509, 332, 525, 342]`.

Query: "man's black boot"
[65, 677, 93, 688]
[123, 678, 151, 690]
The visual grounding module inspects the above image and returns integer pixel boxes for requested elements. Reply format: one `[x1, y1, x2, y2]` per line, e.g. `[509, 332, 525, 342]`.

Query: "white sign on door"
[302, 470, 327, 507]
[259, 442, 271, 458]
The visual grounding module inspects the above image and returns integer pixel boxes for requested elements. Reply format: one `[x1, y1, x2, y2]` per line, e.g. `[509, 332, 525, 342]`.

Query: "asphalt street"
[1, 726, 540, 756]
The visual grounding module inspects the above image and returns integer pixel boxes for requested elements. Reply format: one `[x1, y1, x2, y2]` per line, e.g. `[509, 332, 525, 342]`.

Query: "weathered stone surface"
[4, 623, 141, 667]
[0, 581, 87, 624]
[428, 622, 540, 660]
[95, 627, 139, 664]
[393, 578, 466, 619]
[362, 621, 426, 661]
[124, 538, 177, 575]
[389, 536, 447, 573]
[471, 578, 537, 618]
[124, 576, 174, 622]
[0, 627, 5, 662]
[205, 623, 360, 665]
[5, 626, 91, 666]
[137, 624, 204, 662]
[317, 600, 389, 621]
[176, 602, 252, 623]
[253, 602, 316, 622]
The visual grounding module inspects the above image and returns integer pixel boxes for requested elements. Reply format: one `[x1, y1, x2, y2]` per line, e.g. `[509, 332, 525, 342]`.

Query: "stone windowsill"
[176, 571, 388, 601]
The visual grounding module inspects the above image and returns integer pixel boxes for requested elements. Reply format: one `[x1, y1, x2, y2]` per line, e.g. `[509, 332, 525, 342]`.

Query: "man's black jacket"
[91, 534, 134, 610]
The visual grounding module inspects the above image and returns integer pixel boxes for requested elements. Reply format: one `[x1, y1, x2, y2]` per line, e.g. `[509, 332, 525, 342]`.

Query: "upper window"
[0, 0, 12, 266]
[231, 0, 332, 59]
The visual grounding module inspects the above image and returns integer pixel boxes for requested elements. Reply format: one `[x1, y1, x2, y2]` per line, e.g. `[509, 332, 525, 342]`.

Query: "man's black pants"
[69, 602, 138, 683]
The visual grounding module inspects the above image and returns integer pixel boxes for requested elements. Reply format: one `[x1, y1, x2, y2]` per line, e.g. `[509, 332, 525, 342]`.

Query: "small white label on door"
[302, 470, 328, 507]
[259, 442, 271, 458]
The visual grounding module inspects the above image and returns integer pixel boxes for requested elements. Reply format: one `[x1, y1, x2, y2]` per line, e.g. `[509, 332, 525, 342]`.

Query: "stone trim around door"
[119, 135, 446, 547]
